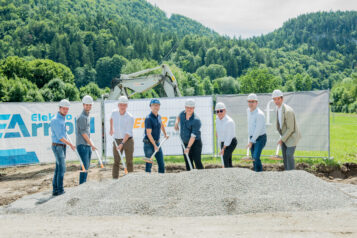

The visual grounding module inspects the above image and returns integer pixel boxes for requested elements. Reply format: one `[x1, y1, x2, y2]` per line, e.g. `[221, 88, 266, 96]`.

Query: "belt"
[52, 143, 66, 147]
[114, 137, 133, 140]
[143, 138, 159, 144]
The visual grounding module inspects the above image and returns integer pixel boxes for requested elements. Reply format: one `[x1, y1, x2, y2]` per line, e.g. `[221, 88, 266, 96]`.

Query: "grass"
[90, 112, 357, 167]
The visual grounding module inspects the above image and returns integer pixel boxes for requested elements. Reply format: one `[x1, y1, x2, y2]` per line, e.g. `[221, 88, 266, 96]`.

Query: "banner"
[0, 102, 102, 167]
[216, 91, 329, 151]
[104, 96, 214, 157]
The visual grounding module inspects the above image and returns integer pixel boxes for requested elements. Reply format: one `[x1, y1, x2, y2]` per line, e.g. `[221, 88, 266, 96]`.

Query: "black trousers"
[220, 137, 238, 168]
[183, 139, 204, 171]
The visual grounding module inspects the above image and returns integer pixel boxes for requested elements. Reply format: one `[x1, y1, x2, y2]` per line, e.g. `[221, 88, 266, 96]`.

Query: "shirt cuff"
[190, 133, 197, 138]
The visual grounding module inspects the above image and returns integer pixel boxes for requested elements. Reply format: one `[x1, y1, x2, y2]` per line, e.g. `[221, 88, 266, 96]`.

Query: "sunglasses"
[248, 101, 256, 103]
[216, 110, 224, 113]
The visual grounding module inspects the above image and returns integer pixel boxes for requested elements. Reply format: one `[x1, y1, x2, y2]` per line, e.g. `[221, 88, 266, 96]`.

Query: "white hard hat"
[272, 89, 283, 98]
[247, 93, 258, 101]
[118, 95, 128, 104]
[59, 99, 70, 108]
[185, 99, 195, 107]
[82, 95, 93, 105]
[215, 102, 226, 110]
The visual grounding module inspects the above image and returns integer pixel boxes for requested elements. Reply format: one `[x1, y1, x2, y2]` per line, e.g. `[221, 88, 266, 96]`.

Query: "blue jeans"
[52, 145, 66, 194]
[144, 142, 165, 173]
[77, 144, 92, 184]
[250, 134, 267, 172]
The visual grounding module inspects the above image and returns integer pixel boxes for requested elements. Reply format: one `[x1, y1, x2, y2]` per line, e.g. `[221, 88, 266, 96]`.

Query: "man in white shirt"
[109, 96, 135, 178]
[215, 102, 237, 168]
[246, 93, 267, 172]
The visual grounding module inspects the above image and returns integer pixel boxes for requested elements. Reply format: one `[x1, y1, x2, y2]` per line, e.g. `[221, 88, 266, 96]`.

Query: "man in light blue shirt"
[246, 94, 267, 172]
[50, 99, 76, 196]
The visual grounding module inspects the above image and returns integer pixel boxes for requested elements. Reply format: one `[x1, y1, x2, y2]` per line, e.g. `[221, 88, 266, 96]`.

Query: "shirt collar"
[82, 110, 89, 116]
[57, 112, 65, 120]
[184, 111, 194, 120]
[150, 112, 159, 118]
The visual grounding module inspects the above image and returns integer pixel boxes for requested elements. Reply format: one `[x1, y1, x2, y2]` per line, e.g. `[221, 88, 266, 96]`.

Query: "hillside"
[0, 1, 356, 112]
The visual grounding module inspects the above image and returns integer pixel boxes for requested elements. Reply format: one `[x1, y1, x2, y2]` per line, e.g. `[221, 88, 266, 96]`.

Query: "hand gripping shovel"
[66, 134, 86, 172]
[113, 138, 128, 175]
[89, 139, 105, 170]
[179, 138, 195, 171]
[143, 137, 168, 164]
[217, 140, 224, 168]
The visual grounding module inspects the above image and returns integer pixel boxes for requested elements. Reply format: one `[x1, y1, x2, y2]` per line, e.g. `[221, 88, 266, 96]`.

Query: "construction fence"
[0, 91, 330, 167]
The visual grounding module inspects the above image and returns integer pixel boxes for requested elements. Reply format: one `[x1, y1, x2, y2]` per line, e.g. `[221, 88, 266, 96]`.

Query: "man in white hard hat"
[50, 99, 76, 196]
[246, 94, 267, 172]
[110, 95, 135, 178]
[272, 90, 301, 170]
[76, 95, 96, 184]
[174, 99, 204, 170]
[215, 102, 237, 168]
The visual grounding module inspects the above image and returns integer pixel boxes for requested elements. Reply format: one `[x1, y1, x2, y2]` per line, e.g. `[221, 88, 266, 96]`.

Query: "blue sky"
[147, 0, 357, 38]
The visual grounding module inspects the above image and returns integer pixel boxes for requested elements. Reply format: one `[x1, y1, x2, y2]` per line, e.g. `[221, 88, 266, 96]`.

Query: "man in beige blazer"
[272, 90, 301, 170]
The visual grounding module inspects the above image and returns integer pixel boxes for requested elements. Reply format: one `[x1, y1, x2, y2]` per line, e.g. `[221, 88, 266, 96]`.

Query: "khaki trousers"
[112, 138, 134, 178]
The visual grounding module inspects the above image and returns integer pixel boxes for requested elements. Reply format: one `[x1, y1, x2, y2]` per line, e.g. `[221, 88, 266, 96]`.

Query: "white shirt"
[216, 115, 236, 146]
[248, 108, 266, 143]
[278, 106, 282, 129]
[111, 110, 134, 139]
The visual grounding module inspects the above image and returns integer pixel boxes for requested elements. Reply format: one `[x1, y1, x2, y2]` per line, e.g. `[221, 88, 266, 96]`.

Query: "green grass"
[100, 113, 357, 167]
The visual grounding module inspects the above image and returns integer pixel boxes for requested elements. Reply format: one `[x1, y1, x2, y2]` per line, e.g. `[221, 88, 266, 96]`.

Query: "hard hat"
[272, 89, 283, 98]
[247, 93, 258, 102]
[215, 102, 226, 110]
[118, 96, 128, 104]
[82, 95, 93, 105]
[150, 98, 160, 106]
[59, 99, 70, 108]
[185, 99, 195, 107]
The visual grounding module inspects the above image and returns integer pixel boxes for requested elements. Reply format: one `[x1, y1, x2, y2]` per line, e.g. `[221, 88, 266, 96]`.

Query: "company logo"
[0, 113, 96, 139]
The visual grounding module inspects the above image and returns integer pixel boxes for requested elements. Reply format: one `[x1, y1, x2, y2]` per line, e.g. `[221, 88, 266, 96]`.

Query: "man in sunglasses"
[174, 99, 204, 170]
[246, 93, 267, 172]
[215, 102, 237, 168]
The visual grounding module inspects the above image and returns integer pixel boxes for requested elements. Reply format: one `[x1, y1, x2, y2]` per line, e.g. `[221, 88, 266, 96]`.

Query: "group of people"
[50, 89, 300, 196]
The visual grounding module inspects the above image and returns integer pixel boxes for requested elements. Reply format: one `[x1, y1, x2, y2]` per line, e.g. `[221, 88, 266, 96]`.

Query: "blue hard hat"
[150, 98, 160, 106]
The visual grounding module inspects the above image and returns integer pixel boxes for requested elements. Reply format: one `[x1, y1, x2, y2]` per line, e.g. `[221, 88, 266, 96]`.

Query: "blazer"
[276, 104, 301, 147]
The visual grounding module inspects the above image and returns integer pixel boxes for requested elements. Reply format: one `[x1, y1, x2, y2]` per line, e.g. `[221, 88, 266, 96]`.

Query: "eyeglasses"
[216, 110, 224, 114]
[248, 101, 256, 103]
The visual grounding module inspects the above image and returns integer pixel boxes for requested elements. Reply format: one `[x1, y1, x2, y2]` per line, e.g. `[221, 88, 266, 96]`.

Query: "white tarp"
[104, 96, 214, 157]
[0, 102, 102, 166]
[216, 91, 329, 151]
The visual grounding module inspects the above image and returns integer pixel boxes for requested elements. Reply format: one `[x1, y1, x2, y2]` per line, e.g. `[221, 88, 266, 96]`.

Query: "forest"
[0, 0, 356, 112]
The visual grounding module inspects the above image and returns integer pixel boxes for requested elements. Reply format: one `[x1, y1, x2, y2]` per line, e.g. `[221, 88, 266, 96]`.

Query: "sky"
[147, 0, 357, 38]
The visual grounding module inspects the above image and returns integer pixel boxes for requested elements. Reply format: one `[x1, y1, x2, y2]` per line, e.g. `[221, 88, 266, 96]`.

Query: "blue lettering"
[5, 114, 30, 138]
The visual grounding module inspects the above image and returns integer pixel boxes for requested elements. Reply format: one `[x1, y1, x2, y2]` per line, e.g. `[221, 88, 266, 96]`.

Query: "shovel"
[242, 138, 253, 162]
[89, 139, 106, 170]
[143, 137, 168, 164]
[179, 138, 195, 171]
[270, 142, 283, 160]
[113, 138, 128, 175]
[66, 134, 86, 172]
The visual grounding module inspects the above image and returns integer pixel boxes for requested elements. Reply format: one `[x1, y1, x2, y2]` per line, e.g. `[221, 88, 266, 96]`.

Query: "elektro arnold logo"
[0, 113, 95, 139]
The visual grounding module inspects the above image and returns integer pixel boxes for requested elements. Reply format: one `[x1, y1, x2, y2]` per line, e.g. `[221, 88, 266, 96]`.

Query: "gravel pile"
[6, 168, 356, 216]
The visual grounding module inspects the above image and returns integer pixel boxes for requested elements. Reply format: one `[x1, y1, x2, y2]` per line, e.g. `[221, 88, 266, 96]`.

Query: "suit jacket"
[276, 104, 301, 147]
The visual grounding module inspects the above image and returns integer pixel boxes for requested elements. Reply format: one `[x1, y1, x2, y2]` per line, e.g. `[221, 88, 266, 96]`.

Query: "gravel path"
[3, 168, 355, 216]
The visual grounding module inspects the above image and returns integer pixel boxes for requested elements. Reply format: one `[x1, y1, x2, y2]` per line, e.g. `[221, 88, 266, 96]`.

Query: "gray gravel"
[3, 168, 356, 216]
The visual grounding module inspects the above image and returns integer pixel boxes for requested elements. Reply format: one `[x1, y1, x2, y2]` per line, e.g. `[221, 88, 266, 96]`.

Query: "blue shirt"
[248, 108, 266, 143]
[144, 112, 162, 141]
[50, 112, 66, 144]
[179, 110, 201, 143]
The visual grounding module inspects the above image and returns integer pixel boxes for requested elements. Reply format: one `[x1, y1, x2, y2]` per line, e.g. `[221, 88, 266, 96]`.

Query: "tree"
[239, 67, 281, 94]
[96, 54, 127, 88]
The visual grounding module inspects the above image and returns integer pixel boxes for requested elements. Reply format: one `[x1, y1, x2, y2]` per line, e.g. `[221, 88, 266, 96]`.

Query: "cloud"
[147, 0, 357, 38]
